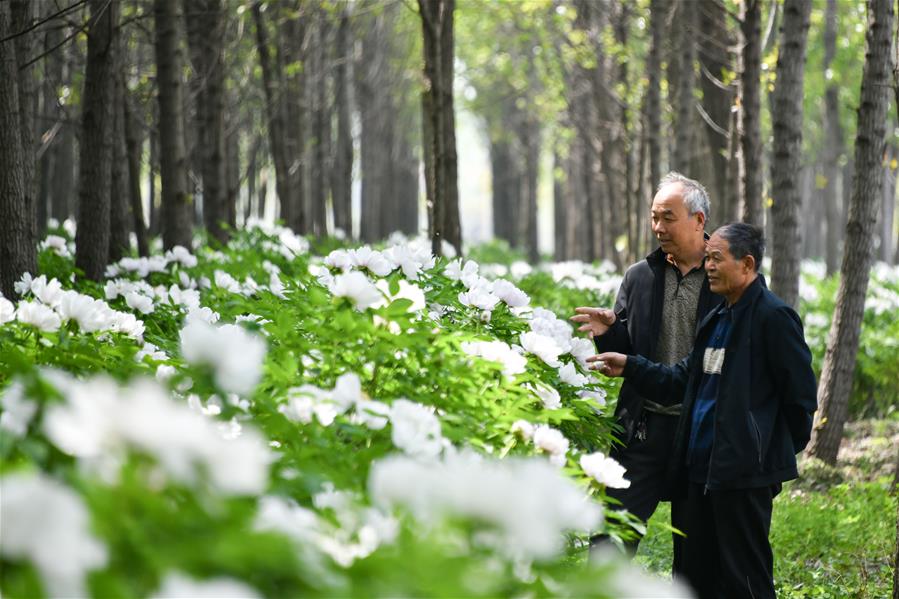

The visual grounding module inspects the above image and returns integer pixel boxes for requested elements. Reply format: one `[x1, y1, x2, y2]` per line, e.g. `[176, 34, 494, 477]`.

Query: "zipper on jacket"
[749, 412, 762, 465]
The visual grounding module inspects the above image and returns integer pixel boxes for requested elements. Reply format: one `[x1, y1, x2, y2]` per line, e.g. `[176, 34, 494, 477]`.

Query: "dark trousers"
[592, 411, 686, 573]
[682, 481, 780, 599]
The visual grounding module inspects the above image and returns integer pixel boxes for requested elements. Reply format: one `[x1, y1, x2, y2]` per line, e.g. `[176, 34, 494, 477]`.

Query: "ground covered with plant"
[1, 225, 896, 598]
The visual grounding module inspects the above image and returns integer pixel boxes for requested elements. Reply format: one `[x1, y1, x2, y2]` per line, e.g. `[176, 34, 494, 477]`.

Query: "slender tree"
[331, 6, 353, 237]
[154, 0, 192, 250]
[769, 0, 812, 308]
[185, 0, 228, 244]
[419, 0, 461, 255]
[0, 0, 36, 299]
[109, 70, 132, 263]
[741, 0, 763, 225]
[673, 0, 697, 172]
[822, 0, 845, 275]
[809, 0, 895, 465]
[75, 0, 119, 280]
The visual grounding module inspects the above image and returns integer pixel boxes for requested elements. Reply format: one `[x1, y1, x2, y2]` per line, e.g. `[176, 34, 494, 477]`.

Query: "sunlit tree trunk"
[419, 0, 460, 256]
[740, 0, 763, 226]
[769, 0, 811, 309]
[823, 0, 845, 275]
[331, 8, 353, 238]
[809, 0, 894, 465]
[75, 0, 118, 280]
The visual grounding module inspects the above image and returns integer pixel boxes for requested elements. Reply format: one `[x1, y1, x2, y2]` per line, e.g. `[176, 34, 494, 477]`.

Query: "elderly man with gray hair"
[570, 172, 720, 571]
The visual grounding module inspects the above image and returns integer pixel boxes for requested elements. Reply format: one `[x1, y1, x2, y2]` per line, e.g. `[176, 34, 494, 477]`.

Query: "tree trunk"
[154, 0, 192, 250]
[10, 1, 36, 244]
[809, 0, 894, 465]
[252, 2, 297, 232]
[280, 7, 306, 233]
[308, 11, 329, 238]
[331, 8, 353, 238]
[673, 0, 697, 173]
[769, 0, 811, 308]
[419, 0, 460, 256]
[823, 0, 845, 275]
[109, 71, 131, 263]
[697, 0, 734, 225]
[123, 84, 149, 257]
[647, 0, 664, 192]
[184, 0, 227, 244]
[0, 0, 36, 299]
[553, 148, 566, 260]
[741, 0, 763, 226]
[75, 0, 118, 281]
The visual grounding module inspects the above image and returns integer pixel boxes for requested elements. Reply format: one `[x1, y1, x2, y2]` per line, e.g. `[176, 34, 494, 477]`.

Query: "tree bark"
[809, 0, 894, 465]
[741, 0, 763, 226]
[0, 0, 36, 299]
[10, 0, 36, 243]
[253, 2, 298, 232]
[109, 70, 131, 263]
[184, 0, 227, 244]
[280, 6, 306, 233]
[697, 0, 734, 225]
[673, 0, 697, 173]
[647, 0, 664, 192]
[154, 0, 192, 250]
[419, 0, 460, 256]
[123, 84, 149, 257]
[823, 0, 845, 275]
[769, 0, 811, 309]
[75, 0, 118, 280]
[331, 7, 353, 238]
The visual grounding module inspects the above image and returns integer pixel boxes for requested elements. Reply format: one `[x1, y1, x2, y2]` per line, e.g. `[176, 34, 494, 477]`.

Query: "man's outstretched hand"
[570, 307, 616, 339]
[586, 352, 627, 377]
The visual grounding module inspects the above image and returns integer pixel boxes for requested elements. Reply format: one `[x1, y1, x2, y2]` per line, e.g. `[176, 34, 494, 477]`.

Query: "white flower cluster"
[39, 234, 73, 258]
[449, 258, 530, 317]
[521, 308, 594, 368]
[460, 339, 527, 378]
[11, 274, 145, 339]
[324, 242, 437, 283]
[546, 260, 620, 296]
[151, 572, 262, 599]
[255, 490, 398, 568]
[579, 451, 631, 489]
[0, 471, 108, 598]
[179, 319, 266, 395]
[511, 421, 570, 467]
[42, 373, 272, 494]
[279, 374, 443, 458]
[369, 451, 601, 560]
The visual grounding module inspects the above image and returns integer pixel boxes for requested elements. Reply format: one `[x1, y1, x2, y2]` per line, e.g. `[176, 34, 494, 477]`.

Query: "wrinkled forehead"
[705, 233, 731, 256]
[650, 184, 687, 213]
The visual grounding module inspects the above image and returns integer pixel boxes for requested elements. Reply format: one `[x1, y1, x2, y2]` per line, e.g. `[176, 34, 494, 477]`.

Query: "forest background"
[1, 0, 898, 596]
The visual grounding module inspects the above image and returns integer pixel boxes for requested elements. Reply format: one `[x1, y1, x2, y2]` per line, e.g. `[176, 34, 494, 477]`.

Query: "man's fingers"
[574, 306, 602, 315]
[569, 314, 589, 323]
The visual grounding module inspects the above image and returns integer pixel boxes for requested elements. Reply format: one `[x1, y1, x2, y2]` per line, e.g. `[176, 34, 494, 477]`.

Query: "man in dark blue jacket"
[590, 223, 817, 599]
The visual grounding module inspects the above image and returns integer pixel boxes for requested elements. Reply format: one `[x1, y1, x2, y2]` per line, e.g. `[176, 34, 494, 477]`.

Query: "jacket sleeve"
[621, 353, 691, 406]
[593, 269, 635, 355]
[764, 306, 818, 453]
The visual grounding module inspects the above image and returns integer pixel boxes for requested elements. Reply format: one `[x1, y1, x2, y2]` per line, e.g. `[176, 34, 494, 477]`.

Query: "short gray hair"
[657, 171, 710, 221]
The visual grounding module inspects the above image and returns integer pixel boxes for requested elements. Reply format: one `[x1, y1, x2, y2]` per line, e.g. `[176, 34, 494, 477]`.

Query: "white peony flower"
[0, 295, 15, 324]
[577, 387, 607, 407]
[375, 279, 427, 313]
[444, 258, 478, 282]
[384, 244, 435, 281]
[0, 381, 37, 437]
[40, 234, 71, 257]
[151, 573, 262, 599]
[569, 337, 595, 366]
[324, 248, 353, 270]
[532, 425, 569, 466]
[461, 340, 527, 378]
[16, 301, 62, 332]
[369, 452, 601, 560]
[29, 275, 65, 308]
[492, 279, 530, 308]
[389, 399, 443, 458]
[558, 362, 588, 387]
[0, 471, 108, 598]
[213, 270, 241, 294]
[179, 320, 266, 396]
[458, 283, 500, 312]
[349, 246, 395, 277]
[510, 419, 534, 441]
[14, 272, 34, 297]
[125, 291, 154, 315]
[527, 382, 562, 410]
[331, 372, 365, 411]
[580, 452, 631, 488]
[353, 400, 390, 430]
[328, 271, 383, 311]
[164, 245, 198, 268]
[519, 331, 563, 367]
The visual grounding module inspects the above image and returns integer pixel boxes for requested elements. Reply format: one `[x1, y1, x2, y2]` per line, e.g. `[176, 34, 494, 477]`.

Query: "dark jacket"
[622, 277, 818, 491]
[595, 246, 719, 443]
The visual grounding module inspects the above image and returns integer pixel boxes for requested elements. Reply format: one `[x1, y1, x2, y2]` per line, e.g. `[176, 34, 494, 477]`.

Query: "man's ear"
[695, 211, 706, 230]
[742, 254, 756, 273]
